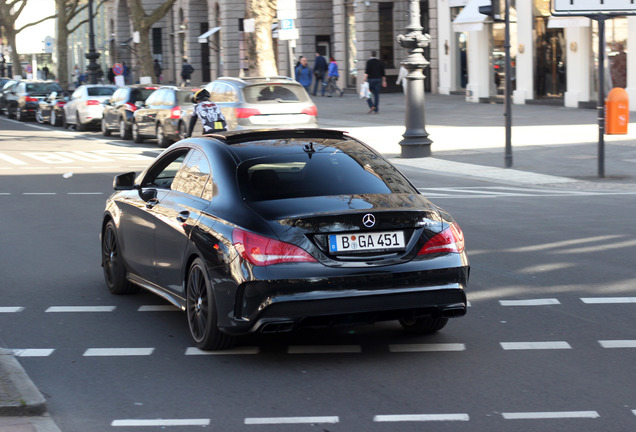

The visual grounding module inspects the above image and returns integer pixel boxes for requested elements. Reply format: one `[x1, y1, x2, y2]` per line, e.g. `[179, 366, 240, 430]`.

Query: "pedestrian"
[153, 59, 162, 84]
[611, 43, 627, 88]
[188, 89, 227, 137]
[42, 65, 49, 80]
[294, 56, 313, 92]
[325, 57, 343, 97]
[72, 65, 80, 87]
[123, 61, 130, 84]
[181, 58, 194, 87]
[363, 50, 386, 114]
[312, 52, 328, 96]
[107, 67, 115, 84]
[396, 65, 408, 95]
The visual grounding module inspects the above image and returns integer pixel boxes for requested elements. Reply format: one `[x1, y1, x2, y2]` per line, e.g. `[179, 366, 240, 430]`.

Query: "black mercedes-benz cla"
[101, 128, 469, 350]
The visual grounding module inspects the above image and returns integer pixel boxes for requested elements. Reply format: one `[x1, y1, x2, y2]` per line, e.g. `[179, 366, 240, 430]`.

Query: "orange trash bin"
[606, 87, 629, 135]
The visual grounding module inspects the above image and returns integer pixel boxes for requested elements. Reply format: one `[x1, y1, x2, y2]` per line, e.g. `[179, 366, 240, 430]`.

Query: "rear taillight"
[86, 100, 100, 106]
[170, 106, 182, 119]
[232, 228, 317, 266]
[25, 96, 38, 102]
[124, 102, 137, 112]
[301, 106, 318, 116]
[417, 223, 465, 255]
[236, 108, 260, 119]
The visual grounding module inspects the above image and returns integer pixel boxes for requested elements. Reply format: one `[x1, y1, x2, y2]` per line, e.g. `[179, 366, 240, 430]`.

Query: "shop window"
[379, 3, 394, 68]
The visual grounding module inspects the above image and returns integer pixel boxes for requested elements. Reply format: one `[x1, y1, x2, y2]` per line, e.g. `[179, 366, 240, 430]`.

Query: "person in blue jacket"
[294, 56, 313, 92]
[325, 57, 343, 97]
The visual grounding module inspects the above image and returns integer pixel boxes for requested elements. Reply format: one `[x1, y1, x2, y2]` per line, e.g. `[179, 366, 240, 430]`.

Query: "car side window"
[171, 149, 212, 200]
[142, 150, 189, 190]
[144, 90, 160, 106]
[71, 88, 82, 99]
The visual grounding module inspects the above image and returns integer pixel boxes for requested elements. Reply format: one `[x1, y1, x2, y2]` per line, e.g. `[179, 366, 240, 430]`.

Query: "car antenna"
[303, 141, 316, 158]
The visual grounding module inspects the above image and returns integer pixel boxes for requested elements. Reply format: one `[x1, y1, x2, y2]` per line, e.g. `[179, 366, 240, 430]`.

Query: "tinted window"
[130, 88, 156, 103]
[244, 84, 309, 103]
[26, 83, 59, 93]
[142, 150, 188, 189]
[171, 149, 212, 199]
[87, 87, 115, 96]
[177, 90, 194, 105]
[238, 141, 417, 201]
[144, 90, 161, 106]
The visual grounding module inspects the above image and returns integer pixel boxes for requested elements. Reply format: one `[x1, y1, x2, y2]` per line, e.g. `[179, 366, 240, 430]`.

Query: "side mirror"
[135, 100, 144, 108]
[103, 99, 110, 105]
[113, 172, 137, 190]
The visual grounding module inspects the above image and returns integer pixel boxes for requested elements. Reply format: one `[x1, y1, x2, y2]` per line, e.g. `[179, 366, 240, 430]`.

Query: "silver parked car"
[201, 76, 318, 130]
[63, 84, 117, 131]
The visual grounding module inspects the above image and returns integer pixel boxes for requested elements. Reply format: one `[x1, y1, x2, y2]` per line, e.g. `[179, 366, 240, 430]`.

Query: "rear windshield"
[243, 84, 309, 104]
[26, 83, 61, 93]
[87, 87, 115, 96]
[237, 142, 417, 201]
[130, 88, 157, 103]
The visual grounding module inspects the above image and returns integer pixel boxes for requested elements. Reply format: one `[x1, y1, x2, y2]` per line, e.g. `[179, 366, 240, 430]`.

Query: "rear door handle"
[177, 211, 190, 223]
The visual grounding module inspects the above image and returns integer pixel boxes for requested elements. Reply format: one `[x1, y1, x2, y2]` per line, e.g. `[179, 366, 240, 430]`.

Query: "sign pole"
[596, 14, 606, 178]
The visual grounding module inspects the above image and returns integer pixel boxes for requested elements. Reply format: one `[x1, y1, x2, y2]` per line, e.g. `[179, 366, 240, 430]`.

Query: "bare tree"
[0, 0, 55, 76]
[127, 0, 177, 79]
[245, 0, 277, 76]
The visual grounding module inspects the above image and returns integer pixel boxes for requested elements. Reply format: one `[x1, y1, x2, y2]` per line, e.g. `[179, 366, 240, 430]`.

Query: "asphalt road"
[1, 115, 636, 431]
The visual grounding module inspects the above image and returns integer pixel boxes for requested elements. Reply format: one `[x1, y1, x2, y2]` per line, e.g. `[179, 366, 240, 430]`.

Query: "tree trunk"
[4, 27, 21, 77]
[55, 0, 70, 88]
[245, 0, 277, 77]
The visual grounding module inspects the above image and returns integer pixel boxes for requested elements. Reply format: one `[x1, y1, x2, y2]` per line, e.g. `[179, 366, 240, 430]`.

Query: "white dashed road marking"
[581, 297, 636, 304]
[111, 419, 211, 427]
[500, 298, 560, 306]
[83, 348, 155, 357]
[501, 411, 600, 420]
[185, 347, 260, 355]
[0, 307, 24, 313]
[287, 345, 362, 354]
[12, 349, 55, 357]
[599, 340, 636, 348]
[244, 416, 339, 425]
[389, 343, 466, 352]
[374, 413, 470, 422]
[500, 341, 572, 350]
[46, 306, 116, 313]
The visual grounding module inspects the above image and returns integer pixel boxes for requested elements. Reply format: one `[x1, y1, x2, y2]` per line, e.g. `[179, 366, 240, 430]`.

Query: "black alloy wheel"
[186, 258, 233, 351]
[35, 108, 44, 124]
[399, 316, 448, 334]
[119, 118, 132, 140]
[156, 124, 171, 148]
[76, 112, 86, 131]
[132, 122, 144, 143]
[15, 106, 24, 122]
[50, 110, 58, 126]
[102, 220, 138, 295]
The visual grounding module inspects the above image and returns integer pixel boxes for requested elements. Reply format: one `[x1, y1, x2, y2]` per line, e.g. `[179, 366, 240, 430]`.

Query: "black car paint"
[103, 129, 469, 339]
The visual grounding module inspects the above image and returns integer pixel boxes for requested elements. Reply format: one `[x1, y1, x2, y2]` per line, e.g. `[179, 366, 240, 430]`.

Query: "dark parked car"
[101, 84, 158, 139]
[0, 79, 17, 115]
[3, 80, 62, 121]
[131, 86, 197, 147]
[36, 90, 70, 126]
[101, 128, 469, 350]
[200, 76, 318, 130]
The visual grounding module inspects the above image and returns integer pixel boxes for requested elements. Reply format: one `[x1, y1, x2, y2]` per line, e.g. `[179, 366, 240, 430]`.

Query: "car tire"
[119, 118, 132, 140]
[76, 112, 86, 131]
[156, 124, 171, 148]
[15, 106, 24, 122]
[101, 118, 111, 136]
[35, 108, 44, 124]
[132, 122, 144, 143]
[186, 258, 233, 351]
[399, 316, 449, 334]
[50, 110, 59, 126]
[101, 220, 139, 295]
[62, 111, 69, 129]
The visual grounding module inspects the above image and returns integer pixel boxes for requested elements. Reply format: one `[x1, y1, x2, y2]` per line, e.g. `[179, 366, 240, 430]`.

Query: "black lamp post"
[397, 0, 432, 158]
[85, 0, 100, 84]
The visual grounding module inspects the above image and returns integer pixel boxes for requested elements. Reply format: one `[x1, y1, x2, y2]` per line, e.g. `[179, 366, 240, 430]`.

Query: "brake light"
[417, 223, 465, 255]
[25, 96, 38, 102]
[124, 102, 137, 112]
[232, 229, 317, 266]
[236, 108, 260, 119]
[170, 106, 181, 119]
[301, 106, 318, 116]
[86, 100, 100, 106]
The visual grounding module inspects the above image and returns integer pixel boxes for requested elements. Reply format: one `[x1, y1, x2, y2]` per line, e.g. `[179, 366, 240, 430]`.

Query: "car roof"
[212, 76, 297, 87]
[206, 128, 346, 145]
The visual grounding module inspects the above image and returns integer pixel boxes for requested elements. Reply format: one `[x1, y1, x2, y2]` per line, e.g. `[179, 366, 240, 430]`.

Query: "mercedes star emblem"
[362, 213, 376, 228]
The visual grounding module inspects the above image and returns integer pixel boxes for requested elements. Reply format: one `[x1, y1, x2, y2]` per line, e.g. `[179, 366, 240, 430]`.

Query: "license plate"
[328, 231, 405, 253]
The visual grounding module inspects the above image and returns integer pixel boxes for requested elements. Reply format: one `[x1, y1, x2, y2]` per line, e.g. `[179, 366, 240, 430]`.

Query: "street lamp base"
[399, 137, 432, 158]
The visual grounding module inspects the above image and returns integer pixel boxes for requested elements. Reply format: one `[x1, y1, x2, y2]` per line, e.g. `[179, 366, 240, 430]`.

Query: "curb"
[0, 348, 47, 416]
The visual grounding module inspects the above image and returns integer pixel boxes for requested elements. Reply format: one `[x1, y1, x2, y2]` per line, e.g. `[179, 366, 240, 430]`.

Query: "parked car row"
[1, 76, 319, 148]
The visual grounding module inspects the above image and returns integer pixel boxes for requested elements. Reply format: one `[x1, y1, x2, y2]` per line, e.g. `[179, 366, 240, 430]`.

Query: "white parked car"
[63, 84, 117, 131]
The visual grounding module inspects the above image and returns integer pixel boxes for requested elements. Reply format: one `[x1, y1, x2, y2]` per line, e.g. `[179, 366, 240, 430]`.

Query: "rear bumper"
[219, 265, 469, 335]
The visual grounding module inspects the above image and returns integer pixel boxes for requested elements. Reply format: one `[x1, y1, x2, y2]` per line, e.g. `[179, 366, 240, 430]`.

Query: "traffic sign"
[113, 63, 123, 76]
[43, 36, 54, 54]
[25, 64, 33, 74]
[281, 19, 294, 30]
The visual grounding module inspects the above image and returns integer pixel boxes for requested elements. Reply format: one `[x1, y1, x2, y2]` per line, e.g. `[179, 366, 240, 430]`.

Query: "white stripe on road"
[599, 340, 636, 348]
[374, 414, 470, 422]
[389, 343, 466, 352]
[287, 345, 361, 354]
[500, 341, 572, 350]
[138, 305, 180, 312]
[46, 306, 116, 312]
[83, 348, 154, 356]
[500, 299, 560, 306]
[244, 416, 339, 425]
[0, 307, 24, 313]
[22, 192, 56, 195]
[185, 347, 260, 355]
[67, 192, 104, 195]
[12, 349, 55, 357]
[502, 411, 599, 420]
[111, 419, 210, 427]
[581, 297, 636, 304]
[0, 152, 28, 165]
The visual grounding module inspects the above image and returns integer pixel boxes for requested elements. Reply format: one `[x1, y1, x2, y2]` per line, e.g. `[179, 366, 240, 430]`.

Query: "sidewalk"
[314, 91, 636, 189]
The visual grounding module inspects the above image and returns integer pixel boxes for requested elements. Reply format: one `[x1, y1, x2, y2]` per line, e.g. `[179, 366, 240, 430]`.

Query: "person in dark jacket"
[312, 52, 328, 96]
[153, 59, 162, 83]
[181, 58, 194, 87]
[363, 51, 386, 114]
[188, 89, 226, 137]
